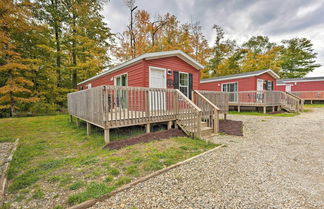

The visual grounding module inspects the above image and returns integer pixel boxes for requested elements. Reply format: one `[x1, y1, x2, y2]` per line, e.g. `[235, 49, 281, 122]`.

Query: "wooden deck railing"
[195, 90, 302, 113]
[279, 92, 302, 113]
[196, 90, 229, 113]
[68, 86, 105, 128]
[193, 90, 219, 133]
[291, 91, 324, 101]
[175, 90, 202, 137]
[68, 85, 205, 138]
[227, 91, 283, 106]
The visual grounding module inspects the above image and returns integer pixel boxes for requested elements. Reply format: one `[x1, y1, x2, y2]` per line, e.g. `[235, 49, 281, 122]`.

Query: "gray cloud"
[102, 0, 324, 76]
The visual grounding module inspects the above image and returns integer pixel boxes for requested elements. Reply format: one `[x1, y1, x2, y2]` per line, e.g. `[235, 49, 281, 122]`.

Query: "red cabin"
[199, 69, 280, 92]
[77, 50, 203, 99]
[276, 77, 324, 102]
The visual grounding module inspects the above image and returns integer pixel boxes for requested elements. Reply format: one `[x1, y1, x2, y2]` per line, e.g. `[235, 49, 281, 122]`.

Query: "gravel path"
[91, 108, 324, 209]
[0, 142, 14, 178]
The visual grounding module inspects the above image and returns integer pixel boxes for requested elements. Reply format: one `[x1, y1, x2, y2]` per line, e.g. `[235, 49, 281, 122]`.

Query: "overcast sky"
[102, 0, 324, 77]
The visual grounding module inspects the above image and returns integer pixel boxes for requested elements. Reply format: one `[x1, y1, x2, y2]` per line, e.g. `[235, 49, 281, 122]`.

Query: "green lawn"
[228, 111, 299, 117]
[0, 115, 218, 208]
[304, 103, 324, 108]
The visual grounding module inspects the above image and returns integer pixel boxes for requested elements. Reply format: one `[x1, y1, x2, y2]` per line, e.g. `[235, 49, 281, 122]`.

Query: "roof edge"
[78, 50, 204, 86]
[200, 69, 280, 84]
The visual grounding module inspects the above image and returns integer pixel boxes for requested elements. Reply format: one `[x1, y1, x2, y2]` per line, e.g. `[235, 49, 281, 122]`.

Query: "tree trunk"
[9, 73, 15, 117]
[71, 12, 77, 89]
[54, 24, 61, 87]
[53, 0, 61, 87]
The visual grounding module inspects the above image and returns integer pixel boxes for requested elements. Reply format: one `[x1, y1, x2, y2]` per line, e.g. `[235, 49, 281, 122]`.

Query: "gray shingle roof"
[200, 69, 279, 83]
[277, 77, 324, 84]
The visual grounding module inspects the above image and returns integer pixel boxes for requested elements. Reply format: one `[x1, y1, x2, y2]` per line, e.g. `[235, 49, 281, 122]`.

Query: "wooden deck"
[291, 91, 324, 102]
[197, 91, 303, 113]
[68, 86, 222, 143]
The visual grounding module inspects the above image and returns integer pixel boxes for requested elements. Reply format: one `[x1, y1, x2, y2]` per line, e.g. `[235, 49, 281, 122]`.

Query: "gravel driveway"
[92, 108, 324, 209]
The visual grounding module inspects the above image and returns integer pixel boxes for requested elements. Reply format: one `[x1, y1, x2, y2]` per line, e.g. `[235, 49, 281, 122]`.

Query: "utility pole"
[130, 5, 137, 58]
[125, 0, 137, 58]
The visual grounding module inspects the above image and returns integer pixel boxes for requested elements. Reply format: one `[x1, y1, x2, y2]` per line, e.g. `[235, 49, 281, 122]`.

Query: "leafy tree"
[63, 0, 112, 88]
[280, 38, 321, 78]
[0, 0, 38, 117]
[113, 10, 210, 71]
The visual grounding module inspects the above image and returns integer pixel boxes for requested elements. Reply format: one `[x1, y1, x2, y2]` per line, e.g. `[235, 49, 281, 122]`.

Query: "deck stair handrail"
[196, 90, 229, 113]
[285, 92, 304, 112]
[192, 90, 220, 133]
[174, 89, 202, 138]
[68, 85, 205, 138]
[280, 91, 302, 113]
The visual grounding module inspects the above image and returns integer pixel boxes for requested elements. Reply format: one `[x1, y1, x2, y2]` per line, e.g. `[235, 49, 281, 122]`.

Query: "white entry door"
[256, 79, 264, 103]
[257, 79, 264, 91]
[149, 67, 166, 110]
[285, 84, 292, 92]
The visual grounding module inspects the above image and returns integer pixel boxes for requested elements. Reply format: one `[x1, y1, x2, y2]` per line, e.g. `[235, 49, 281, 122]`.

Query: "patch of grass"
[53, 206, 64, 209]
[104, 176, 113, 183]
[69, 181, 85, 190]
[143, 160, 164, 171]
[108, 167, 120, 176]
[0, 115, 218, 208]
[114, 177, 131, 186]
[32, 189, 45, 199]
[8, 168, 42, 192]
[48, 176, 60, 183]
[68, 183, 115, 205]
[304, 104, 324, 108]
[59, 175, 73, 187]
[0, 137, 15, 143]
[229, 111, 299, 117]
[125, 165, 140, 176]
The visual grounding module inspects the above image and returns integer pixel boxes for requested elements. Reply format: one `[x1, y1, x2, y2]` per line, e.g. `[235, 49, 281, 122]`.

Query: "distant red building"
[276, 77, 324, 92]
[199, 69, 280, 93]
[276, 77, 324, 101]
[77, 50, 203, 99]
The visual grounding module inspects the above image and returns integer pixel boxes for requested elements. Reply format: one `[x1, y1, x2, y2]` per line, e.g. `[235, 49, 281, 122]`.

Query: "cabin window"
[179, 72, 189, 97]
[221, 82, 238, 102]
[266, 81, 273, 91]
[221, 82, 238, 92]
[115, 74, 128, 86]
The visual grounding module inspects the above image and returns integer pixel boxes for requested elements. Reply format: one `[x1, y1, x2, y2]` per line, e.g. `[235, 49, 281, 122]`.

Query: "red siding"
[78, 56, 200, 90]
[199, 72, 277, 91]
[78, 61, 146, 89]
[145, 56, 200, 90]
[276, 80, 324, 91]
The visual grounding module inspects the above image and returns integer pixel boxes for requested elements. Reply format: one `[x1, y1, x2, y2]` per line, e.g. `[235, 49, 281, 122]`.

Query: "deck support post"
[174, 122, 178, 129]
[213, 110, 219, 133]
[238, 106, 241, 112]
[75, 118, 80, 127]
[145, 123, 151, 133]
[87, 122, 92, 136]
[278, 106, 281, 111]
[224, 113, 227, 120]
[104, 129, 110, 143]
[272, 106, 275, 112]
[69, 115, 73, 123]
[167, 121, 172, 130]
[263, 106, 266, 114]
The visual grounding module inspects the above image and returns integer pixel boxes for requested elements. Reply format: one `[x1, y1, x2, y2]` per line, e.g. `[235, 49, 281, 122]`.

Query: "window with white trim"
[179, 72, 189, 97]
[114, 74, 128, 86]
